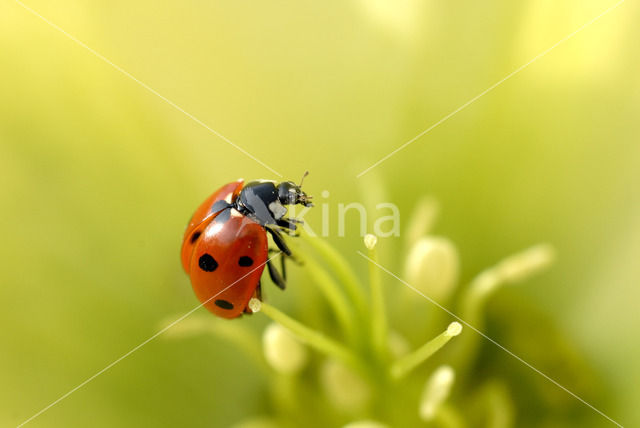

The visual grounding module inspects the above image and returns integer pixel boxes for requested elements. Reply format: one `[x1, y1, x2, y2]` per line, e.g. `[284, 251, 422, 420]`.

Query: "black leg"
[267, 259, 286, 290]
[280, 253, 287, 281]
[267, 227, 292, 256]
[278, 217, 304, 228]
[277, 218, 298, 230]
[268, 249, 290, 277]
[276, 218, 300, 236]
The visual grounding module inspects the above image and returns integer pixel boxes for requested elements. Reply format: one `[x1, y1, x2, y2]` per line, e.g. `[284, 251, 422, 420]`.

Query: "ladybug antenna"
[299, 171, 309, 188]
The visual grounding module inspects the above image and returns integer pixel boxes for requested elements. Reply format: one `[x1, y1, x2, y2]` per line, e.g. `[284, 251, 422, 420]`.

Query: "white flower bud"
[321, 359, 370, 411]
[248, 298, 262, 313]
[262, 323, 308, 374]
[446, 321, 463, 337]
[419, 365, 455, 421]
[405, 237, 459, 302]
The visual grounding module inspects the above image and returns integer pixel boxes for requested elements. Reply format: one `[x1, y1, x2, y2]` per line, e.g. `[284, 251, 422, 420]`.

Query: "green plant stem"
[453, 274, 496, 371]
[454, 245, 554, 372]
[368, 244, 388, 361]
[298, 254, 358, 344]
[390, 327, 460, 380]
[272, 374, 298, 420]
[300, 232, 368, 322]
[259, 301, 365, 375]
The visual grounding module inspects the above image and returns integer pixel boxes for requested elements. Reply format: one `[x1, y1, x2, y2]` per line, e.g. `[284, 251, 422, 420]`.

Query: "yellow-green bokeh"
[1, 0, 639, 426]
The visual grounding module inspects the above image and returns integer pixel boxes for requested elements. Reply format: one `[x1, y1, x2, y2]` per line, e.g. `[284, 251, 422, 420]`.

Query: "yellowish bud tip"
[446, 321, 462, 337]
[419, 365, 456, 420]
[404, 237, 459, 302]
[248, 298, 262, 313]
[262, 323, 308, 374]
[364, 234, 378, 250]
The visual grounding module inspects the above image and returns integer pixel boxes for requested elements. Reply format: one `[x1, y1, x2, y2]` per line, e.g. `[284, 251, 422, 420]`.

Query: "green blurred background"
[1, 0, 639, 426]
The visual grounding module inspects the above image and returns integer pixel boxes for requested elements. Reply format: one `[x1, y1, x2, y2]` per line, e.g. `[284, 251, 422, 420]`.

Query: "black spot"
[190, 231, 201, 243]
[215, 299, 234, 310]
[198, 254, 218, 271]
[238, 256, 253, 267]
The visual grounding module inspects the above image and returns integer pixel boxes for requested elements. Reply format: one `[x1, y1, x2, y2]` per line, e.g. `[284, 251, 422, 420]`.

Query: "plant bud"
[405, 237, 459, 302]
[262, 323, 308, 374]
[419, 365, 456, 421]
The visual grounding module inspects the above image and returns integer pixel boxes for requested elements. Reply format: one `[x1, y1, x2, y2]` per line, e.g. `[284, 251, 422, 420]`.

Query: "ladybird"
[181, 173, 313, 319]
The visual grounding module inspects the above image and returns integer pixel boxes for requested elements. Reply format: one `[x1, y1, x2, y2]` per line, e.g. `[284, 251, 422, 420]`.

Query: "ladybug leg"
[266, 227, 292, 256]
[277, 218, 298, 229]
[266, 259, 286, 290]
[268, 230, 302, 267]
[276, 218, 299, 236]
[280, 253, 287, 281]
[268, 249, 291, 275]
[279, 217, 303, 227]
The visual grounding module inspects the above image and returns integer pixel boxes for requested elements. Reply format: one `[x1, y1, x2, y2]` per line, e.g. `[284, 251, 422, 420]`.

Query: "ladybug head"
[277, 172, 313, 207]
